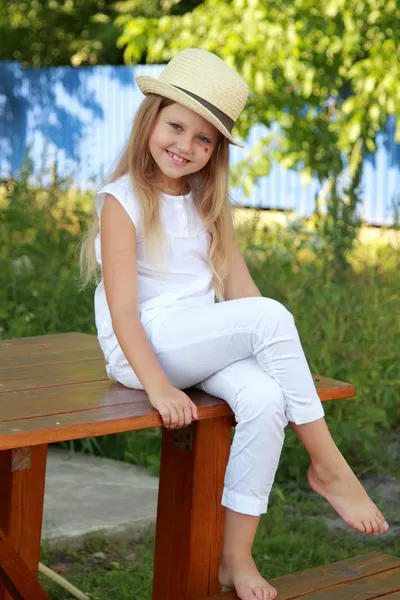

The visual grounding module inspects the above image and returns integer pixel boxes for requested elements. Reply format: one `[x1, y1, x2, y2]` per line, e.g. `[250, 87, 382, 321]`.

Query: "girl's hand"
[148, 385, 199, 429]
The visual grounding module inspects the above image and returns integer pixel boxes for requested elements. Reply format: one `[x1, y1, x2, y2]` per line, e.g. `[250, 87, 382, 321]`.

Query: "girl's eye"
[170, 123, 210, 144]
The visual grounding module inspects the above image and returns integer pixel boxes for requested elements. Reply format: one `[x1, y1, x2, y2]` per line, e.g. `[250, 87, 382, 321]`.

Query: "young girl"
[80, 48, 389, 600]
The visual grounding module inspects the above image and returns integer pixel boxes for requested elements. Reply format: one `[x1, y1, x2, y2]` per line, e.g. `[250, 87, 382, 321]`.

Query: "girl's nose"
[176, 136, 193, 157]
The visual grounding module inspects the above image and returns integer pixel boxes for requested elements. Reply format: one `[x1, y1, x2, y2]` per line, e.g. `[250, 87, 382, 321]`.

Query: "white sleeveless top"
[94, 173, 215, 363]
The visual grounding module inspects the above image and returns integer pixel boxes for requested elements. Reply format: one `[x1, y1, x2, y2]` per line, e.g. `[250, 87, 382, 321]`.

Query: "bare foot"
[308, 462, 389, 535]
[219, 554, 277, 600]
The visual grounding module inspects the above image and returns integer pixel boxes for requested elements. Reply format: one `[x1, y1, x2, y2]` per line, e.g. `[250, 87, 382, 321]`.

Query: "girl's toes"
[371, 518, 381, 535]
[254, 588, 263, 600]
[376, 511, 387, 528]
[361, 520, 373, 535]
[269, 586, 277, 599]
[367, 521, 375, 535]
[358, 521, 367, 534]
[381, 520, 389, 533]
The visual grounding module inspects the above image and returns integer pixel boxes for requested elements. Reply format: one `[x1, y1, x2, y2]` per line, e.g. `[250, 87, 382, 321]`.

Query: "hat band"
[171, 85, 234, 133]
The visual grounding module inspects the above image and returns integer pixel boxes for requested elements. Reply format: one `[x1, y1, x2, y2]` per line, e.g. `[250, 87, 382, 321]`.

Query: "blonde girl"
[80, 48, 389, 600]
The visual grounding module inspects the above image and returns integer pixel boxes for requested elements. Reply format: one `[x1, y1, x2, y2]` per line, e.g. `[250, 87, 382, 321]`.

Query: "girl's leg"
[197, 356, 288, 516]
[291, 419, 389, 535]
[112, 297, 323, 424]
[113, 297, 388, 535]
[220, 510, 275, 600]
[197, 357, 286, 600]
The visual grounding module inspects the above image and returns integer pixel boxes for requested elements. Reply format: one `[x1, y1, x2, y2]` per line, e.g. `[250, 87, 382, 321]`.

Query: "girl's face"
[148, 102, 220, 194]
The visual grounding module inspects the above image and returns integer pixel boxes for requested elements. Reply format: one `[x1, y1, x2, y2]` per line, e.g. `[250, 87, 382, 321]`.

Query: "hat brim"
[136, 76, 245, 148]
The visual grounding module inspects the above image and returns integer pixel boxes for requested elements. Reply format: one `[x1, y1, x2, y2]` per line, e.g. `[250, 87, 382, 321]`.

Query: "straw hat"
[136, 48, 249, 148]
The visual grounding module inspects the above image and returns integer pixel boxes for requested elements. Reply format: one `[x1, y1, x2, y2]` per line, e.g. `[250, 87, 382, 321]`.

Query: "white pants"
[108, 297, 325, 516]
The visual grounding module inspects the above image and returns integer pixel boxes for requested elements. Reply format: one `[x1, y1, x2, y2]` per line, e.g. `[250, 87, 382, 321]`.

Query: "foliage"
[0, 160, 94, 338]
[0, 0, 120, 67]
[119, 0, 400, 269]
[313, 144, 363, 272]
[0, 0, 202, 67]
[237, 210, 400, 482]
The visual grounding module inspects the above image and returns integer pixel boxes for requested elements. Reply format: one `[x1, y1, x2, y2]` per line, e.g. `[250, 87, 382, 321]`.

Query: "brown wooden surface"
[153, 416, 232, 600]
[0, 445, 48, 600]
[0, 333, 356, 451]
[0, 528, 51, 600]
[0, 332, 357, 600]
[205, 553, 400, 600]
[0, 394, 233, 451]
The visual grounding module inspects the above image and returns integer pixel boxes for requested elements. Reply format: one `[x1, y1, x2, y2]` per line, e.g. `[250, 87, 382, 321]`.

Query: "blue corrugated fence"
[1, 61, 399, 225]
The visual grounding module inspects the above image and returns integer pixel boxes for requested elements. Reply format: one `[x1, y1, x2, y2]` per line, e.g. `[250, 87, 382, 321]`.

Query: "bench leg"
[0, 528, 51, 600]
[0, 445, 48, 600]
[153, 416, 232, 600]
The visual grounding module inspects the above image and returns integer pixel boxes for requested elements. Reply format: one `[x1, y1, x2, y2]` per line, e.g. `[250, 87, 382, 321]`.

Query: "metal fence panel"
[1, 61, 399, 225]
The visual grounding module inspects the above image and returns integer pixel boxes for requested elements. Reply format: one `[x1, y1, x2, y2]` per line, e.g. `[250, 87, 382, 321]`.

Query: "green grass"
[39, 486, 400, 599]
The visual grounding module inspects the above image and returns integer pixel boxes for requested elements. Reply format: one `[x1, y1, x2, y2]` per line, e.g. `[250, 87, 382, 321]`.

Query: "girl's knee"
[235, 379, 287, 426]
[248, 296, 294, 325]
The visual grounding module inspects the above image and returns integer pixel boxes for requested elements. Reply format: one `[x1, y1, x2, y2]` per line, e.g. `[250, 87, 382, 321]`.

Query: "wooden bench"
[0, 332, 358, 600]
[203, 552, 400, 600]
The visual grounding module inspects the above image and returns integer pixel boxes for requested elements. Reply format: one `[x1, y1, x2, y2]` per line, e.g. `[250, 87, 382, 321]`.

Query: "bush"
[236, 210, 399, 483]
[0, 160, 95, 338]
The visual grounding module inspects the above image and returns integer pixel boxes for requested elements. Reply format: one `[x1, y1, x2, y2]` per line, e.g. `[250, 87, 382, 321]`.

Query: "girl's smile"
[165, 149, 191, 166]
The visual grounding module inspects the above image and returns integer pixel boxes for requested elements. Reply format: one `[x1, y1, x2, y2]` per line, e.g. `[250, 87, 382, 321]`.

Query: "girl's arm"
[100, 194, 198, 430]
[221, 204, 262, 301]
[100, 194, 171, 396]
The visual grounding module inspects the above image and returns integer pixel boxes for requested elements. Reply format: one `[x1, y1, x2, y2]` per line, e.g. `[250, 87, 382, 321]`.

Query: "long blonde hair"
[79, 94, 233, 299]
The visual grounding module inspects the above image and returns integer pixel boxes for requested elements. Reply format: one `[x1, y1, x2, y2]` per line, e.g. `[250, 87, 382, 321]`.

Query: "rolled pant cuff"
[286, 403, 325, 425]
[222, 489, 269, 516]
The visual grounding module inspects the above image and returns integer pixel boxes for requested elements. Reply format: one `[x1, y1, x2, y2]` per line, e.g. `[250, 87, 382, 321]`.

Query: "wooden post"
[0, 529, 51, 600]
[152, 416, 232, 600]
[0, 445, 48, 600]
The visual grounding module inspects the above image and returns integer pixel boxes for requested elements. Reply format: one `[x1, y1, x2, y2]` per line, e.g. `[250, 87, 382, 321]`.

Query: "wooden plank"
[0, 382, 228, 424]
[0, 368, 357, 450]
[0, 333, 355, 399]
[206, 553, 400, 600]
[0, 332, 93, 348]
[0, 373, 355, 426]
[0, 346, 103, 370]
[0, 360, 107, 392]
[312, 375, 355, 401]
[0, 368, 355, 428]
[0, 445, 48, 600]
[152, 416, 232, 600]
[381, 593, 400, 599]
[0, 391, 233, 450]
[0, 380, 130, 422]
[303, 566, 400, 599]
[0, 529, 51, 600]
[0, 369, 355, 403]
[0, 332, 94, 358]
